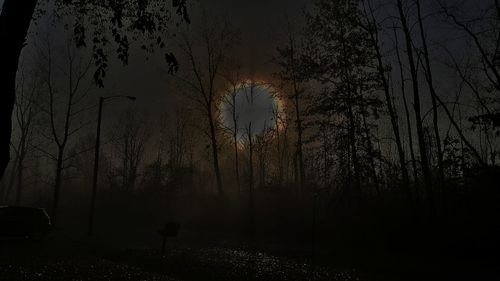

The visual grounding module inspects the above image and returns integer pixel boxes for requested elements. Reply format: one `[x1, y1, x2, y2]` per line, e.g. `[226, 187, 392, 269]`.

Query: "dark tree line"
[1, 0, 499, 253]
[270, 0, 500, 219]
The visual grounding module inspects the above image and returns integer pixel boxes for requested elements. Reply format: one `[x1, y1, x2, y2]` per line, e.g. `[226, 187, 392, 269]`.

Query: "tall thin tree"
[177, 18, 239, 195]
[361, 0, 411, 197]
[396, 0, 434, 213]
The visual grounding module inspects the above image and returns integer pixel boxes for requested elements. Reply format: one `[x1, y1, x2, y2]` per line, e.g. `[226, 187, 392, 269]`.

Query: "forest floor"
[0, 232, 360, 281]
[0, 231, 497, 281]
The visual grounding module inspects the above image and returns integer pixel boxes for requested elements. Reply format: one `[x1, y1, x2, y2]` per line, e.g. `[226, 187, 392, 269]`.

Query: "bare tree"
[396, 0, 434, 212]
[275, 19, 306, 192]
[176, 17, 239, 195]
[302, 0, 383, 201]
[436, 0, 497, 165]
[244, 121, 255, 245]
[166, 108, 195, 188]
[360, 0, 411, 197]
[222, 66, 243, 193]
[439, 0, 500, 94]
[255, 125, 273, 188]
[415, 0, 445, 187]
[36, 37, 94, 223]
[393, 25, 419, 190]
[113, 110, 150, 190]
[0, 0, 190, 180]
[271, 98, 288, 187]
[167, 110, 189, 170]
[1, 63, 41, 204]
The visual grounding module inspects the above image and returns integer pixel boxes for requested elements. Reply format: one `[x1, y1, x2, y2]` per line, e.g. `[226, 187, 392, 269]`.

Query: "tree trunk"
[362, 113, 380, 196]
[208, 109, 223, 195]
[232, 94, 241, 194]
[416, 0, 444, 188]
[339, 23, 361, 201]
[15, 161, 23, 205]
[247, 123, 255, 246]
[285, 28, 305, 191]
[293, 82, 305, 192]
[2, 155, 18, 203]
[258, 145, 266, 187]
[346, 96, 362, 199]
[363, 0, 410, 197]
[14, 130, 29, 205]
[233, 135, 240, 193]
[367, 21, 411, 198]
[52, 148, 64, 225]
[397, 0, 434, 214]
[0, 0, 38, 180]
[394, 26, 419, 193]
[275, 116, 283, 187]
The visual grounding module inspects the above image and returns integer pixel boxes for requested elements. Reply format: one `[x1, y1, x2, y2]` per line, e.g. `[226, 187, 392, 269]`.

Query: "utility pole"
[87, 95, 136, 237]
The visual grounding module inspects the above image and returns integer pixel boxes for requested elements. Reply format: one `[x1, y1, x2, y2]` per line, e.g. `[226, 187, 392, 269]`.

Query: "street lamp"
[87, 95, 136, 237]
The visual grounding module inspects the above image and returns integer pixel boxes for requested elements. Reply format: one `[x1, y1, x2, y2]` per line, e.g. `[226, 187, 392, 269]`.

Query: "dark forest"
[0, 0, 499, 280]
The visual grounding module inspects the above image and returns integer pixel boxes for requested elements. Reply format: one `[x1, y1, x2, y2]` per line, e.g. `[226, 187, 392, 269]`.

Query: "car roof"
[0, 206, 48, 214]
[0, 206, 45, 210]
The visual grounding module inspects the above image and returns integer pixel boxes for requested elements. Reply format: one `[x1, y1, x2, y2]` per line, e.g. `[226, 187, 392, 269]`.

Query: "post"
[161, 234, 167, 255]
[87, 97, 104, 237]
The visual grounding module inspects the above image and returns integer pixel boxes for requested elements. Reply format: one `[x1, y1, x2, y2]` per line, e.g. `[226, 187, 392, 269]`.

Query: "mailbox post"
[158, 221, 180, 255]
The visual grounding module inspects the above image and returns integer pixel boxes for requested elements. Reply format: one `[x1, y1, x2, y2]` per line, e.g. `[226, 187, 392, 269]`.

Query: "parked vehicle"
[0, 206, 51, 239]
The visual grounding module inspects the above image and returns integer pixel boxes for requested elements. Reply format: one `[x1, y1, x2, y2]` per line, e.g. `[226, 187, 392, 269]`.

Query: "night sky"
[88, 0, 310, 154]
[79, 0, 309, 130]
[0, 0, 310, 161]
[9, 0, 470, 126]
[8, 0, 486, 154]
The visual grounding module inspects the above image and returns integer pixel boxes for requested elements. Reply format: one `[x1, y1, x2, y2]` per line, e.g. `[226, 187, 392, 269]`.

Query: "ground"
[0, 232, 361, 281]
[0, 231, 498, 281]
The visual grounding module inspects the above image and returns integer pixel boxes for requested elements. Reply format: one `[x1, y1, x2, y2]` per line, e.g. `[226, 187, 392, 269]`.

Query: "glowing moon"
[220, 80, 285, 141]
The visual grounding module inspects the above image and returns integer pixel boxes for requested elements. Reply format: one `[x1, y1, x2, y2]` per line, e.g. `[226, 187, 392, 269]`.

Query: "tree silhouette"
[0, 0, 190, 180]
[112, 110, 150, 191]
[36, 36, 94, 223]
[176, 18, 239, 195]
[275, 20, 307, 193]
[302, 0, 381, 201]
[0, 62, 41, 205]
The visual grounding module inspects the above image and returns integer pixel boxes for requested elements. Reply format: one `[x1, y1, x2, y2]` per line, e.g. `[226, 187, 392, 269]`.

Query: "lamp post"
[87, 95, 136, 237]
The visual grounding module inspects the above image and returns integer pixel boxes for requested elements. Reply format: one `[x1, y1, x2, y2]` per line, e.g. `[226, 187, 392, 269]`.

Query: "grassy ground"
[0, 233, 361, 281]
[0, 229, 498, 281]
[0, 237, 178, 281]
[100, 247, 362, 281]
